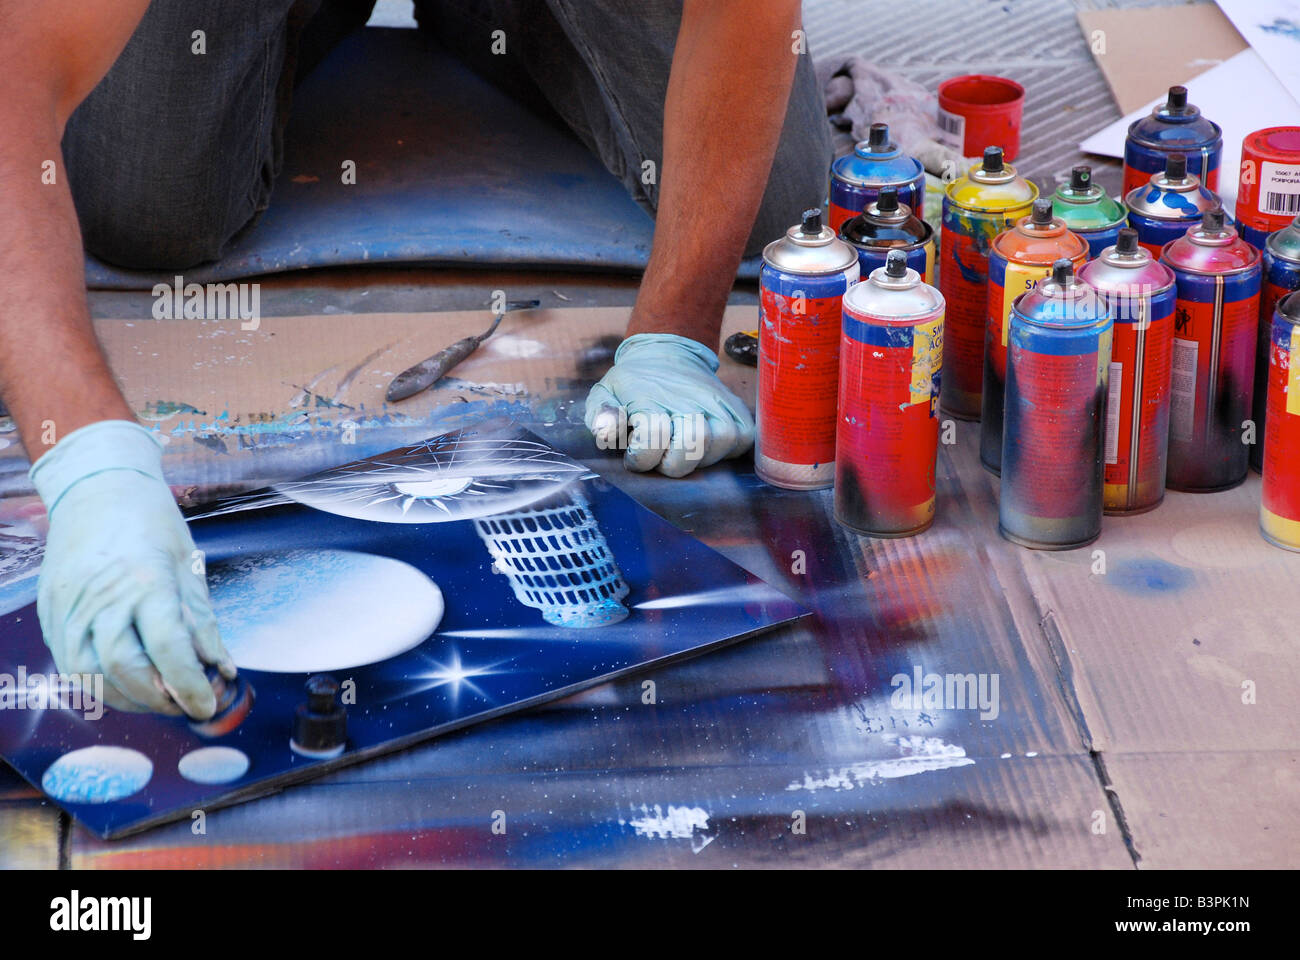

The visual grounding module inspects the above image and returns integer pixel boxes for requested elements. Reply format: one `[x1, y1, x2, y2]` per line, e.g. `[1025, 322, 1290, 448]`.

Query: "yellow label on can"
[1001, 263, 1053, 347]
[1289, 323, 1300, 417]
[922, 238, 936, 286]
[911, 313, 944, 407]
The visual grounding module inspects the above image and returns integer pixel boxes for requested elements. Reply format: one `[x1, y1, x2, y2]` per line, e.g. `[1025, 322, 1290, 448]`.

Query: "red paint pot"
[938, 75, 1026, 161]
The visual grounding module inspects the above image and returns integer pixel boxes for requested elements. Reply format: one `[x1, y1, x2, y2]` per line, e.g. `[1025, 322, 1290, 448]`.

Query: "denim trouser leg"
[418, 0, 831, 257]
[62, 0, 373, 271]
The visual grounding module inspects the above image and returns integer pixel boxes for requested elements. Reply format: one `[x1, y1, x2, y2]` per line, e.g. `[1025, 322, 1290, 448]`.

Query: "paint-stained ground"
[2, 0, 1297, 868]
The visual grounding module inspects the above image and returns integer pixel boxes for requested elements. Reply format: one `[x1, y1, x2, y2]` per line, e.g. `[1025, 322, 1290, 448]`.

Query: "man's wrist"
[29, 419, 165, 515]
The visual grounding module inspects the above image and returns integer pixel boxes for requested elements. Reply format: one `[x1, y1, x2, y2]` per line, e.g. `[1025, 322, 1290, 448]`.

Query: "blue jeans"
[63, 0, 830, 269]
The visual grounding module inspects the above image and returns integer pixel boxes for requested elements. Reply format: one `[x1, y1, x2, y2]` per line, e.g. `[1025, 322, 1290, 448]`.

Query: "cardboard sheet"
[1076, 4, 1247, 115]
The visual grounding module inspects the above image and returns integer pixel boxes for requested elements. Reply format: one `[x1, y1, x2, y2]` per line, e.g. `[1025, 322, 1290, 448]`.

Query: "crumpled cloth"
[817, 56, 963, 178]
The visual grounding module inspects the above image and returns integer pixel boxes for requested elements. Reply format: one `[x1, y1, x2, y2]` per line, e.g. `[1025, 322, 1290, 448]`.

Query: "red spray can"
[980, 198, 1089, 474]
[1261, 291, 1300, 550]
[1160, 209, 1262, 491]
[836, 249, 945, 537]
[1078, 229, 1177, 513]
[1236, 126, 1300, 250]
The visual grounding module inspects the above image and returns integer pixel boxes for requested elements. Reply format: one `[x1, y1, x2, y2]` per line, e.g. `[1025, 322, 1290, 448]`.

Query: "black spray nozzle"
[867, 122, 890, 150]
[884, 249, 908, 279]
[1070, 165, 1092, 192]
[306, 674, 340, 713]
[1203, 207, 1226, 232]
[982, 145, 1004, 173]
[1031, 198, 1054, 226]
[292, 674, 347, 756]
[1116, 228, 1139, 254]
[1166, 85, 1188, 112]
[800, 208, 823, 235]
[876, 186, 900, 214]
[1051, 258, 1074, 286]
[1165, 152, 1188, 181]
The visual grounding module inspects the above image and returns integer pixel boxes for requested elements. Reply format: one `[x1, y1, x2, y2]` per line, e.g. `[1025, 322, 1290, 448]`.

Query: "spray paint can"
[1000, 260, 1113, 550]
[836, 249, 944, 537]
[757, 208, 860, 490]
[1261, 291, 1300, 550]
[839, 186, 935, 285]
[1052, 165, 1128, 257]
[1160, 209, 1262, 491]
[981, 198, 1090, 473]
[1123, 85, 1223, 197]
[1125, 152, 1219, 259]
[828, 123, 926, 233]
[1253, 216, 1300, 471]
[1078, 228, 1177, 514]
[939, 146, 1038, 420]
[1236, 126, 1300, 250]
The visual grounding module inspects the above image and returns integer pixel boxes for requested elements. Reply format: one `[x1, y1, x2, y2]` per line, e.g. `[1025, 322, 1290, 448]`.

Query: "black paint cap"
[1116, 227, 1139, 254]
[1165, 152, 1188, 180]
[1052, 258, 1074, 285]
[983, 146, 1004, 173]
[885, 249, 908, 278]
[1031, 198, 1053, 225]
[868, 122, 889, 150]
[1166, 85, 1188, 112]
[801, 208, 823, 235]
[876, 186, 899, 213]
[1203, 207, 1226, 232]
[1070, 165, 1091, 191]
[292, 674, 347, 754]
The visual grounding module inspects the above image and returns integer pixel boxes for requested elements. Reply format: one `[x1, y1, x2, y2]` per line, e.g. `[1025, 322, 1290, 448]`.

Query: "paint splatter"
[620, 804, 714, 852]
[785, 735, 974, 791]
[178, 747, 250, 784]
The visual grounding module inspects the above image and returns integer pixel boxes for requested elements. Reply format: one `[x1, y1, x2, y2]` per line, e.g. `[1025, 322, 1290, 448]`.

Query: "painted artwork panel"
[0, 425, 806, 837]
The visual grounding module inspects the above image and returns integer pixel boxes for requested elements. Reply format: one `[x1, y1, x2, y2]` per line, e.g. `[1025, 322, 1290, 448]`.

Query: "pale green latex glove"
[31, 420, 233, 718]
[585, 333, 755, 477]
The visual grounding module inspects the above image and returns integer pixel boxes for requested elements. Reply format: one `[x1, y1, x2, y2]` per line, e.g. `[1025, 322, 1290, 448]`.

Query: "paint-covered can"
[1078, 229, 1177, 514]
[839, 186, 935, 285]
[1160, 209, 1262, 491]
[1052, 165, 1128, 257]
[981, 198, 1089, 473]
[828, 123, 926, 233]
[939, 146, 1038, 420]
[757, 208, 860, 490]
[1000, 260, 1113, 550]
[1261, 290, 1300, 550]
[1123, 85, 1223, 197]
[836, 249, 944, 537]
[1253, 215, 1300, 471]
[1125, 152, 1219, 259]
[1236, 126, 1300, 250]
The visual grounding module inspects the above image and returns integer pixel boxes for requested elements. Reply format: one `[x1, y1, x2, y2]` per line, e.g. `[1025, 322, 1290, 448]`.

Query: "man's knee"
[73, 184, 247, 271]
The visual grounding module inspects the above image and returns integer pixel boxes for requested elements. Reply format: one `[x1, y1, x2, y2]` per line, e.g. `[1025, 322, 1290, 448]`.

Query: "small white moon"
[209, 549, 445, 673]
[42, 746, 153, 804]
[178, 746, 250, 784]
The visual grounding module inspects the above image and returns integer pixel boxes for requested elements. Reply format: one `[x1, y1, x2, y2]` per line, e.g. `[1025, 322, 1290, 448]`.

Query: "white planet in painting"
[42, 746, 153, 804]
[178, 746, 251, 784]
[208, 549, 444, 673]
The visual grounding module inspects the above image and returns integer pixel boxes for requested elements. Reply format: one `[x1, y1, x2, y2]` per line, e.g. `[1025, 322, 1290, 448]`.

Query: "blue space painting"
[0, 425, 806, 838]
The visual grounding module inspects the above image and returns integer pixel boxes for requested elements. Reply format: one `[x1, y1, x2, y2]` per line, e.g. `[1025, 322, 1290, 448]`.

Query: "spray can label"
[1004, 329, 1111, 522]
[1166, 271, 1260, 490]
[757, 275, 854, 483]
[1254, 269, 1300, 469]
[1262, 318, 1300, 547]
[835, 311, 943, 536]
[939, 207, 1021, 416]
[1103, 289, 1175, 512]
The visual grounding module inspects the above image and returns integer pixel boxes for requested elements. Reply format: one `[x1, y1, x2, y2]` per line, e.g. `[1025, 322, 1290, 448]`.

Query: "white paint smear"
[785, 736, 974, 792]
[178, 746, 251, 784]
[210, 549, 444, 673]
[621, 804, 714, 851]
[42, 746, 153, 804]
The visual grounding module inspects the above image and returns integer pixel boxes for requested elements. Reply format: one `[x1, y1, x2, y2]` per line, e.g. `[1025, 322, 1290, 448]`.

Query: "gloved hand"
[585, 333, 754, 477]
[31, 420, 233, 718]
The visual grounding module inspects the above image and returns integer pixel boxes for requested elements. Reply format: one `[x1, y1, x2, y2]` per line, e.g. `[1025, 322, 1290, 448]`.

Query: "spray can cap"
[1051, 259, 1074, 286]
[1116, 228, 1139, 255]
[1165, 152, 1188, 181]
[801, 208, 823, 235]
[867, 123, 891, 151]
[1070, 166, 1092, 192]
[1030, 198, 1054, 227]
[1202, 207, 1226, 233]
[983, 146, 1004, 173]
[876, 186, 899, 214]
[885, 249, 908, 279]
[1166, 85, 1188, 113]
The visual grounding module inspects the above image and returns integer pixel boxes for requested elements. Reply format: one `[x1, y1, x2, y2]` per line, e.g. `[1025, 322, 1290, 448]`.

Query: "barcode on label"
[1260, 161, 1300, 215]
[1264, 191, 1300, 215]
[936, 108, 965, 149]
[1105, 362, 1122, 465]
[1170, 337, 1198, 443]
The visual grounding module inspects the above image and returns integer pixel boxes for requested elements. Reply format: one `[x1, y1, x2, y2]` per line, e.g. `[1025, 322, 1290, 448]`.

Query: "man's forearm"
[0, 0, 150, 458]
[0, 119, 134, 455]
[627, 0, 804, 348]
